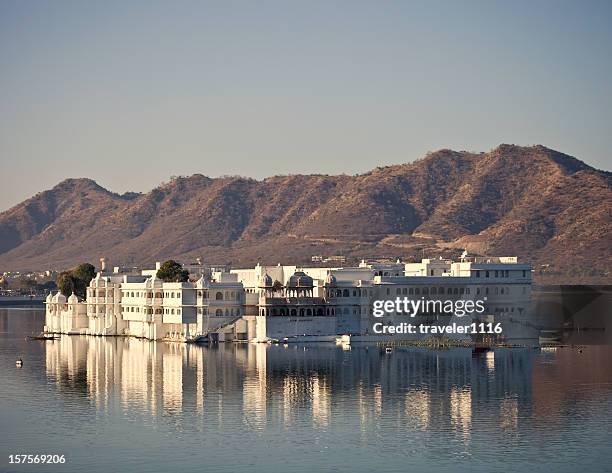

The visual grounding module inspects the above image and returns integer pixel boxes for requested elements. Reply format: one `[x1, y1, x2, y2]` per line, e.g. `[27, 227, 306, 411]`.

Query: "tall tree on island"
[57, 263, 96, 299]
[156, 260, 189, 282]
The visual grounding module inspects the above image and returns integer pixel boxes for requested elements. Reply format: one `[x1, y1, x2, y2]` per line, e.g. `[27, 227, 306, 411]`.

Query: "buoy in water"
[16, 358, 23, 367]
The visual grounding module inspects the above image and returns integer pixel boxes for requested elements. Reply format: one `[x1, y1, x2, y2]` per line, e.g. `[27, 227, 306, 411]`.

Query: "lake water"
[1, 307, 612, 473]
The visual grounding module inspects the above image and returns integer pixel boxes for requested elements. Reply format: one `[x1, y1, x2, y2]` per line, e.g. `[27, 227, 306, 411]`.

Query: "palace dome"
[287, 271, 314, 288]
[68, 293, 78, 304]
[52, 292, 66, 304]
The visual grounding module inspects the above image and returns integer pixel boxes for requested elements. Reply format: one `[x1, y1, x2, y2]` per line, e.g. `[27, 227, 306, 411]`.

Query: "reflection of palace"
[45, 254, 532, 341]
[44, 337, 542, 438]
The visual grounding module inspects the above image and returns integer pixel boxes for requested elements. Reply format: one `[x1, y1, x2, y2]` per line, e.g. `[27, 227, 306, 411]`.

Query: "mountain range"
[0, 144, 610, 283]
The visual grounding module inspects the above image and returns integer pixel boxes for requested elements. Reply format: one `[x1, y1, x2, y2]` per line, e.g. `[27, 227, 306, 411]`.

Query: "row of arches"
[392, 287, 472, 296]
[258, 306, 359, 317]
[197, 290, 241, 301]
[327, 288, 370, 298]
[197, 307, 241, 317]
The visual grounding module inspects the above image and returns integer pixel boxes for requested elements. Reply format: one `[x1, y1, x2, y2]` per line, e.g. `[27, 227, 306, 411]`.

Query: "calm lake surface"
[1, 308, 612, 473]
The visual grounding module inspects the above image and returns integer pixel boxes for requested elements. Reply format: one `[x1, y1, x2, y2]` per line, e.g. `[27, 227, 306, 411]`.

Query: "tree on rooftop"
[56, 271, 76, 298]
[56, 263, 96, 299]
[156, 260, 189, 283]
[73, 263, 95, 283]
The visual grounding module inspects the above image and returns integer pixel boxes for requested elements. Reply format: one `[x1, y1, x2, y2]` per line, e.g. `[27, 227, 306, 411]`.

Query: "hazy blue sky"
[1, 0, 611, 211]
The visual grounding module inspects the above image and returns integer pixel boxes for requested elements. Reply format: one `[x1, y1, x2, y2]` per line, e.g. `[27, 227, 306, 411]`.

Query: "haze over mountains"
[0, 144, 610, 283]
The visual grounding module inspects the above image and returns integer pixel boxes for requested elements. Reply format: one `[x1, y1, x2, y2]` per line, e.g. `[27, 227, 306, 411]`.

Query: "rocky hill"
[0, 145, 610, 283]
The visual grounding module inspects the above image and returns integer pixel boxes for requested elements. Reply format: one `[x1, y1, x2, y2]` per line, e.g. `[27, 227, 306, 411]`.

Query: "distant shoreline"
[0, 297, 45, 307]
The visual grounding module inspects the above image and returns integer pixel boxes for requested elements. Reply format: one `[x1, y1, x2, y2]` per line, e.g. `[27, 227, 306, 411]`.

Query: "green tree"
[73, 263, 95, 298]
[156, 260, 189, 282]
[56, 263, 96, 299]
[56, 271, 76, 298]
[73, 263, 95, 282]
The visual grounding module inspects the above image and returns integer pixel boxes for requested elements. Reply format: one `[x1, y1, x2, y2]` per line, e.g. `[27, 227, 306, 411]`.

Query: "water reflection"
[41, 337, 612, 430]
[42, 336, 544, 435]
[3, 309, 612, 473]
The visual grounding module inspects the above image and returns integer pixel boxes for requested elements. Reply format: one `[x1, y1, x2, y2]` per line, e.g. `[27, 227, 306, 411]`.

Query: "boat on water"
[26, 333, 60, 341]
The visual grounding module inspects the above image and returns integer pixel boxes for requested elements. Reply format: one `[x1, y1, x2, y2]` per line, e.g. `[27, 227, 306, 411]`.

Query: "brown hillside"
[0, 145, 610, 283]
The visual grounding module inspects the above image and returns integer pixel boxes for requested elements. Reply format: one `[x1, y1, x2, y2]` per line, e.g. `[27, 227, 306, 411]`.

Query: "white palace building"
[45, 254, 533, 343]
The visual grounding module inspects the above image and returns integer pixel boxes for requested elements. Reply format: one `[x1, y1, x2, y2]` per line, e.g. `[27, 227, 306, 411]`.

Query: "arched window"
[306, 308, 312, 316]
[216, 309, 223, 316]
[290, 309, 297, 316]
[409, 288, 414, 295]
[216, 292, 223, 300]
[431, 287, 437, 295]
[396, 288, 401, 295]
[415, 288, 420, 295]
[343, 289, 349, 297]
[317, 308, 323, 315]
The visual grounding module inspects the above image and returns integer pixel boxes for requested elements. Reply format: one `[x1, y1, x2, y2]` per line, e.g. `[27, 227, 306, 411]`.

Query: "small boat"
[16, 358, 23, 367]
[385, 347, 393, 354]
[26, 333, 60, 341]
